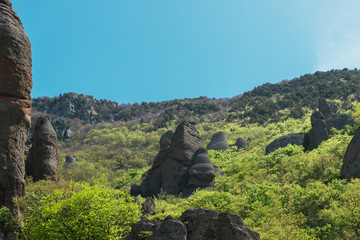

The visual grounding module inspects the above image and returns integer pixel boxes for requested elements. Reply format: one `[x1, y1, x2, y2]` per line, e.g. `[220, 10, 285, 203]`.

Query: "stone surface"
[328, 113, 354, 131]
[266, 133, 304, 154]
[318, 98, 333, 118]
[65, 155, 78, 165]
[26, 117, 59, 181]
[134, 121, 215, 197]
[304, 111, 329, 150]
[167, 121, 203, 164]
[207, 131, 230, 151]
[341, 127, 360, 179]
[142, 198, 155, 215]
[235, 137, 247, 151]
[180, 209, 260, 240]
[124, 209, 260, 240]
[0, 0, 32, 214]
[318, 98, 354, 133]
[160, 130, 173, 149]
[151, 216, 187, 240]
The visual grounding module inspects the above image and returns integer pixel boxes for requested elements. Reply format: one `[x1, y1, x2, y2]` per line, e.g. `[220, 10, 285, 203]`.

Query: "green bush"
[21, 184, 141, 240]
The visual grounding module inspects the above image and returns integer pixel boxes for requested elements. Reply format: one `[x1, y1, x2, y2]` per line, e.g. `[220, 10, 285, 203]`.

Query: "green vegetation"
[20, 70, 360, 239]
[20, 184, 141, 240]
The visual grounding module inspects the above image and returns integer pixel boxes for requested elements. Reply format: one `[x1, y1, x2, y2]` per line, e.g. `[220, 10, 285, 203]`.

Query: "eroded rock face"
[318, 99, 354, 133]
[266, 133, 304, 154]
[65, 154, 78, 165]
[304, 111, 329, 150]
[0, 0, 32, 214]
[26, 117, 58, 181]
[341, 127, 360, 179]
[135, 121, 215, 197]
[124, 209, 260, 240]
[160, 130, 173, 149]
[235, 137, 247, 151]
[207, 131, 230, 151]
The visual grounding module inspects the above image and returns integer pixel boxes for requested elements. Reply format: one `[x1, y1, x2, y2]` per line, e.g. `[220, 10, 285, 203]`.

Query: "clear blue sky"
[11, 0, 360, 104]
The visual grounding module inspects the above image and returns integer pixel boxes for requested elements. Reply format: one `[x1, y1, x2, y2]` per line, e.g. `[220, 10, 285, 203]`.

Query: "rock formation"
[65, 154, 78, 165]
[160, 130, 173, 149]
[266, 133, 304, 154]
[0, 0, 32, 214]
[304, 111, 329, 150]
[207, 131, 230, 151]
[26, 117, 59, 181]
[318, 98, 354, 133]
[141, 198, 156, 215]
[134, 121, 215, 197]
[341, 127, 360, 179]
[235, 137, 247, 151]
[123, 208, 260, 240]
[31, 115, 71, 141]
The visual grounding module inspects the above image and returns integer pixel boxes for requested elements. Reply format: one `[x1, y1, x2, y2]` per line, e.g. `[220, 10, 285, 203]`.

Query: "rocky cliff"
[0, 0, 32, 214]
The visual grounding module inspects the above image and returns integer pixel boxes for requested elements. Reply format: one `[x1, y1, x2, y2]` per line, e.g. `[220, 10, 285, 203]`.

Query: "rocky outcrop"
[135, 121, 215, 197]
[341, 127, 360, 179]
[304, 111, 329, 150]
[124, 209, 260, 240]
[160, 130, 173, 149]
[49, 116, 71, 140]
[26, 117, 59, 181]
[141, 198, 155, 215]
[235, 137, 247, 151]
[318, 99, 354, 133]
[318, 98, 333, 119]
[0, 0, 32, 214]
[31, 115, 71, 141]
[266, 133, 304, 154]
[65, 155, 78, 165]
[207, 131, 230, 151]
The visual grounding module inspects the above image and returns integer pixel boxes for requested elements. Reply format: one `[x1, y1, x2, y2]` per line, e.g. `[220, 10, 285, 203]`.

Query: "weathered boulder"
[318, 98, 333, 119]
[328, 113, 354, 131]
[160, 130, 173, 149]
[150, 216, 187, 240]
[167, 121, 203, 164]
[0, 0, 32, 214]
[124, 209, 260, 240]
[235, 137, 247, 151]
[134, 121, 215, 197]
[123, 216, 160, 240]
[180, 209, 260, 240]
[65, 155, 78, 165]
[318, 98, 354, 133]
[266, 133, 304, 154]
[207, 131, 230, 151]
[304, 111, 329, 150]
[142, 198, 155, 215]
[26, 117, 59, 181]
[341, 127, 360, 179]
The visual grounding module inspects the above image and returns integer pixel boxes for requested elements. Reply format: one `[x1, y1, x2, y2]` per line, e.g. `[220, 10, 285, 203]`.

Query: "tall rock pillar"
[0, 0, 32, 214]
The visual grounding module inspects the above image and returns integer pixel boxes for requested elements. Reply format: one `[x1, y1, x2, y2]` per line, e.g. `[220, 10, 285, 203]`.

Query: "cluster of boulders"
[266, 99, 354, 154]
[132, 121, 216, 197]
[25, 117, 59, 181]
[123, 208, 260, 240]
[0, 0, 32, 215]
[206, 131, 247, 151]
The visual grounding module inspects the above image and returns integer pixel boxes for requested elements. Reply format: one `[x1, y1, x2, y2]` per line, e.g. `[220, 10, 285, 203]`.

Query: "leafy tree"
[21, 184, 141, 240]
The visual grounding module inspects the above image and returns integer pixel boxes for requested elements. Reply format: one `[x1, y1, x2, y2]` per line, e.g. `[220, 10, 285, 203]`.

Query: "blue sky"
[11, 0, 360, 104]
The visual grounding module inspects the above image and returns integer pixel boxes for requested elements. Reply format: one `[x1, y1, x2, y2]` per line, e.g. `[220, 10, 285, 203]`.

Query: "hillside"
[20, 68, 360, 239]
[32, 69, 360, 129]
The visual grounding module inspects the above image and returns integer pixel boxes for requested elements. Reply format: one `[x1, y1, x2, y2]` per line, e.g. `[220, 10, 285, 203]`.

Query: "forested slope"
[14, 69, 360, 239]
